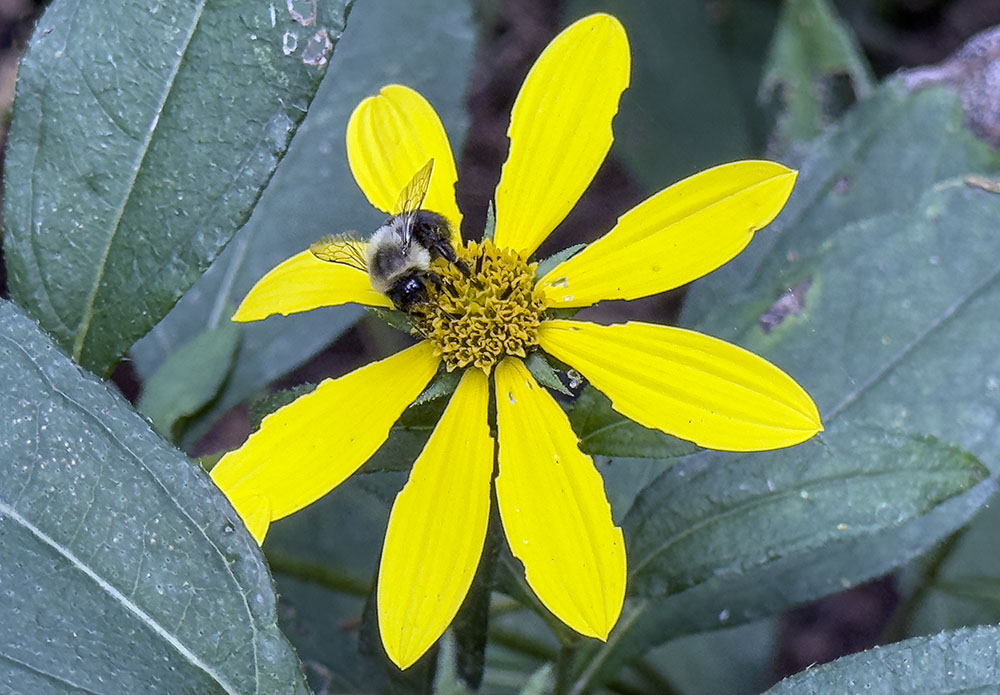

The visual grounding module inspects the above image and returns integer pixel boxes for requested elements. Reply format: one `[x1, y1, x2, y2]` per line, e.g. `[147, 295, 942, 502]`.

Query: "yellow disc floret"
[412, 239, 547, 373]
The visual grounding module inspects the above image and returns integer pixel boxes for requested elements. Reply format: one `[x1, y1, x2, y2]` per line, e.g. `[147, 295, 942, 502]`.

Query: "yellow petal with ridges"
[347, 85, 463, 243]
[211, 342, 440, 543]
[378, 369, 493, 669]
[538, 162, 798, 307]
[494, 14, 630, 257]
[494, 358, 625, 639]
[538, 321, 822, 451]
[232, 250, 391, 322]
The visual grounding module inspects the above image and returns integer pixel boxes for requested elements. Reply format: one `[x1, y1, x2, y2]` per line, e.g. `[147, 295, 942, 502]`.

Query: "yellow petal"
[347, 85, 463, 243]
[538, 321, 822, 451]
[211, 342, 440, 543]
[237, 495, 272, 545]
[494, 14, 630, 257]
[494, 358, 625, 639]
[378, 369, 493, 669]
[538, 162, 798, 307]
[232, 249, 391, 322]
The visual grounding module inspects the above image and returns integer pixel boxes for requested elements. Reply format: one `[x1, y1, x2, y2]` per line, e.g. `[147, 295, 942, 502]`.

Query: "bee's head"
[387, 273, 430, 312]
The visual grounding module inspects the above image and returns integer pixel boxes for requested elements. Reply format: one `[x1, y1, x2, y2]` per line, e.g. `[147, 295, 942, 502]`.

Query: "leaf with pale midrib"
[4, 0, 351, 377]
[0, 301, 306, 695]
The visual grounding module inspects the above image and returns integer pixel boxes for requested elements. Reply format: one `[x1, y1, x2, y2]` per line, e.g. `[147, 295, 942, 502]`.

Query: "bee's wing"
[309, 234, 369, 272]
[395, 158, 435, 216]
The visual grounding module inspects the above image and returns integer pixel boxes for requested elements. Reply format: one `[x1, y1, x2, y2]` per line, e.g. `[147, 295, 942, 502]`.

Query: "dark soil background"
[2, 0, 1000, 689]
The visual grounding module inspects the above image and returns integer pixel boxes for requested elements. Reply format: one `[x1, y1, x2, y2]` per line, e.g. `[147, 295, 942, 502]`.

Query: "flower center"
[411, 239, 546, 373]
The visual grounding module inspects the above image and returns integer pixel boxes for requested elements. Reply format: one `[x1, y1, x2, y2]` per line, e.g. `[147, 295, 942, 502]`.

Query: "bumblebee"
[310, 159, 461, 312]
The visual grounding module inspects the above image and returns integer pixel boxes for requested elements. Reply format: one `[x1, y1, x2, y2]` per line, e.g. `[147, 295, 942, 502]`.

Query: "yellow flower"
[211, 13, 822, 670]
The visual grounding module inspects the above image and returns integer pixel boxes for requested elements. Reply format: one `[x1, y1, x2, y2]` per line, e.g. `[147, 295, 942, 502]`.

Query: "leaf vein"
[71, 0, 209, 362]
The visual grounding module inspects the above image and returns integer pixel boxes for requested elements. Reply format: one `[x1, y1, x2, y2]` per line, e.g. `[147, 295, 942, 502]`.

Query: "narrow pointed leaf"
[0, 301, 307, 694]
[761, 0, 873, 145]
[136, 322, 241, 439]
[4, 0, 351, 376]
[570, 386, 696, 460]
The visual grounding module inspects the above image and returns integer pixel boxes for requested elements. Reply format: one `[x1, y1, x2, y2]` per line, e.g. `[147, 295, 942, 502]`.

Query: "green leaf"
[626, 428, 988, 598]
[525, 352, 572, 397]
[905, 503, 1000, 636]
[535, 244, 584, 279]
[136, 322, 241, 439]
[0, 301, 306, 694]
[762, 625, 1000, 694]
[4, 0, 350, 377]
[413, 368, 461, 405]
[433, 633, 473, 695]
[130, 0, 476, 447]
[571, 459, 994, 693]
[761, 0, 873, 146]
[935, 576, 1000, 610]
[571, 386, 697, 460]
[518, 664, 554, 695]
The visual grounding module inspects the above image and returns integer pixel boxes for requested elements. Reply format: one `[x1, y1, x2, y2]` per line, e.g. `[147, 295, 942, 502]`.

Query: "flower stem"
[264, 549, 370, 596]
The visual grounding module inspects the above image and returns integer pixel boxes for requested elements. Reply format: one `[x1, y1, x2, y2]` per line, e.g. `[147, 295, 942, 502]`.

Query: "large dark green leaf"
[130, 0, 476, 447]
[0, 301, 306, 694]
[626, 428, 987, 598]
[4, 0, 350, 376]
[762, 625, 1000, 694]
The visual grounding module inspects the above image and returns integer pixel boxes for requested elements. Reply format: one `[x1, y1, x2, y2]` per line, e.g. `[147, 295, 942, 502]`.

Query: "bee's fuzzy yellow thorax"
[412, 239, 547, 373]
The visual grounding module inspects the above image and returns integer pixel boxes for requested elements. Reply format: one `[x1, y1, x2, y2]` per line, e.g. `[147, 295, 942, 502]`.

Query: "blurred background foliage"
[4, 0, 1000, 693]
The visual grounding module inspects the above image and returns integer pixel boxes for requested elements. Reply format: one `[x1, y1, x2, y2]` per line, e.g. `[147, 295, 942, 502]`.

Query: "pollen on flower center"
[412, 239, 547, 373]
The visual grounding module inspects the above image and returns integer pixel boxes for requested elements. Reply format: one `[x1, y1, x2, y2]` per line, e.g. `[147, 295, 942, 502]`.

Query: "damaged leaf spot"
[282, 31, 298, 56]
[760, 278, 813, 333]
[287, 0, 316, 26]
[302, 29, 333, 66]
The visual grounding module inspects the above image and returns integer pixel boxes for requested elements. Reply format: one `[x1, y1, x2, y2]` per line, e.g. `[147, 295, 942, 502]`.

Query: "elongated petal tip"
[378, 370, 493, 669]
[539, 161, 799, 308]
[539, 320, 822, 452]
[494, 13, 630, 256]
